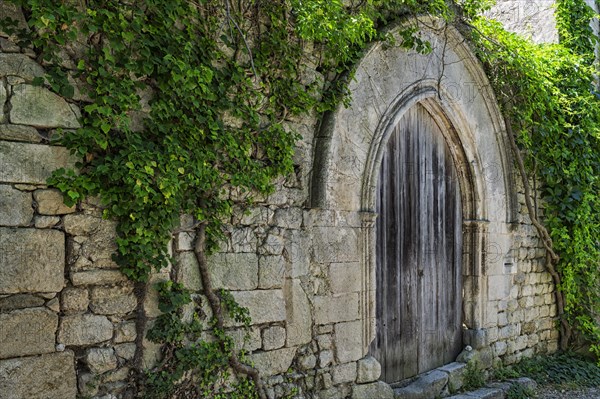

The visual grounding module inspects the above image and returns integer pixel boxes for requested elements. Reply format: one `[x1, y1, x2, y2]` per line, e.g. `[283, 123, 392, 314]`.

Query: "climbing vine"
[468, 0, 600, 354]
[3, 0, 600, 396]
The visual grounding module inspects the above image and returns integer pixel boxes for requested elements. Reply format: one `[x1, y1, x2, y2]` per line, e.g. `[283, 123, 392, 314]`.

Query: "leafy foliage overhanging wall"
[2, 0, 600, 396]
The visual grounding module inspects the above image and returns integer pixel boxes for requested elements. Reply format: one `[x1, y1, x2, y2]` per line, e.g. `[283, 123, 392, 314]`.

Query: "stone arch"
[310, 19, 519, 361]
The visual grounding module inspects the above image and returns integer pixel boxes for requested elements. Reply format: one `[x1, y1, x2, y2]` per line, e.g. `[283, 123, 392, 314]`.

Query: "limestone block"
[334, 320, 363, 363]
[351, 381, 393, 399]
[0, 228, 65, 293]
[392, 370, 448, 399]
[332, 362, 357, 384]
[208, 252, 259, 290]
[0, 185, 33, 226]
[312, 227, 359, 263]
[61, 287, 89, 313]
[177, 252, 202, 291]
[0, 80, 5, 123]
[143, 270, 170, 318]
[70, 270, 127, 286]
[85, 348, 117, 374]
[0, 54, 44, 81]
[58, 313, 113, 346]
[90, 285, 137, 315]
[259, 255, 285, 289]
[249, 347, 296, 377]
[439, 362, 466, 392]
[356, 356, 381, 383]
[115, 343, 136, 360]
[0, 307, 57, 359]
[231, 227, 257, 252]
[0, 141, 76, 184]
[319, 350, 334, 367]
[298, 354, 317, 370]
[230, 290, 285, 325]
[0, 124, 42, 143]
[273, 207, 303, 229]
[227, 327, 262, 352]
[329, 262, 361, 294]
[0, 293, 45, 311]
[284, 229, 310, 278]
[10, 84, 81, 128]
[34, 215, 60, 228]
[262, 326, 286, 350]
[259, 232, 285, 255]
[34, 188, 76, 215]
[0, 352, 77, 399]
[317, 334, 333, 351]
[63, 213, 101, 236]
[314, 293, 359, 324]
[284, 279, 312, 346]
[114, 321, 137, 343]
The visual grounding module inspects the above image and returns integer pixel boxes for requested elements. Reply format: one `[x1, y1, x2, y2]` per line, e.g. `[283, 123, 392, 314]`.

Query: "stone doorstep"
[446, 378, 537, 399]
[391, 363, 465, 399]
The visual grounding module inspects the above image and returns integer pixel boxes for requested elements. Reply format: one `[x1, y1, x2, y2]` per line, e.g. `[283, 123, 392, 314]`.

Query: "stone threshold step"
[446, 378, 537, 399]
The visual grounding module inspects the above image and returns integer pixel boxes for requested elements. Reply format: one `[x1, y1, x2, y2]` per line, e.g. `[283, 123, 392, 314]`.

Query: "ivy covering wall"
[1, 0, 599, 397]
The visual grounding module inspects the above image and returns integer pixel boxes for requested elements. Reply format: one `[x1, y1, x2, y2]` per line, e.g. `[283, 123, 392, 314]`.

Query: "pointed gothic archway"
[310, 18, 518, 379]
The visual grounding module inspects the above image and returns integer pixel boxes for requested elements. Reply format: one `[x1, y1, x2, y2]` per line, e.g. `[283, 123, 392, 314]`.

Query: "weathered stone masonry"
[0, 2, 559, 399]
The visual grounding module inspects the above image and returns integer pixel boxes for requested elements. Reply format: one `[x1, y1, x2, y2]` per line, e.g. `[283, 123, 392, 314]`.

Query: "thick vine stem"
[504, 116, 571, 349]
[193, 223, 267, 399]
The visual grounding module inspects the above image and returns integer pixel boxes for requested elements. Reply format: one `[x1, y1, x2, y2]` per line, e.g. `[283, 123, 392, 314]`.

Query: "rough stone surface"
[0, 184, 32, 226]
[0, 54, 45, 81]
[34, 215, 60, 228]
[0, 124, 41, 143]
[90, 285, 137, 315]
[440, 362, 467, 392]
[329, 262, 361, 294]
[114, 321, 137, 343]
[284, 278, 312, 346]
[115, 343, 136, 360]
[0, 293, 45, 310]
[0, 228, 65, 293]
[34, 188, 76, 215]
[207, 252, 259, 290]
[259, 255, 285, 289]
[262, 326, 286, 350]
[352, 381, 394, 399]
[335, 320, 364, 363]
[0, 141, 76, 184]
[0, 352, 77, 399]
[231, 289, 285, 325]
[357, 356, 381, 384]
[314, 293, 359, 324]
[250, 347, 297, 377]
[0, 307, 57, 359]
[10, 84, 81, 128]
[333, 362, 357, 384]
[85, 348, 118, 374]
[393, 370, 449, 399]
[61, 287, 89, 313]
[63, 213, 101, 236]
[0, 80, 6, 123]
[58, 313, 113, 346]
[70, 270, 127, 286]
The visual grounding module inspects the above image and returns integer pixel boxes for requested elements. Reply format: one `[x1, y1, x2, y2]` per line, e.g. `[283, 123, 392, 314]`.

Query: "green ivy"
[470, 1, 600, 354]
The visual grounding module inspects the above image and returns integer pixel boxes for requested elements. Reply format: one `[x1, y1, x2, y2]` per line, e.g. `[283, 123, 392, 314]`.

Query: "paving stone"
[393, 370, 449, 399]
[353, 381, 394, 399]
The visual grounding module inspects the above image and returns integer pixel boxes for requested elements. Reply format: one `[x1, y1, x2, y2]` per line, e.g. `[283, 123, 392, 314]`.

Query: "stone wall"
[0, 3, 560, 399]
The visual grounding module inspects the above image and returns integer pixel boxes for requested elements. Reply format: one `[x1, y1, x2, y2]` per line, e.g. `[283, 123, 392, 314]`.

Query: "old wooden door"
[370, 103, 463, 383]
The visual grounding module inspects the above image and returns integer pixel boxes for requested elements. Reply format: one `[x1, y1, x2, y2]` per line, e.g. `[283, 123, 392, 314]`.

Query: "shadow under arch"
[309, 19, 519, 370]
